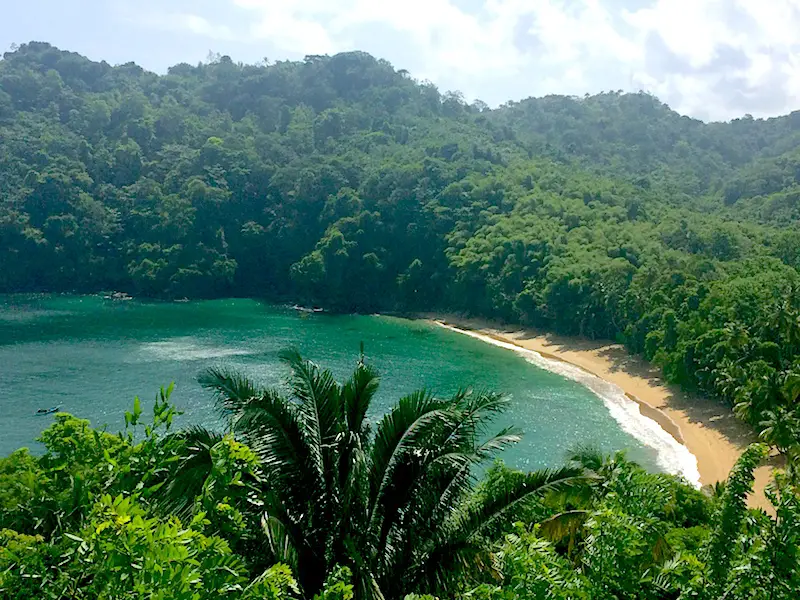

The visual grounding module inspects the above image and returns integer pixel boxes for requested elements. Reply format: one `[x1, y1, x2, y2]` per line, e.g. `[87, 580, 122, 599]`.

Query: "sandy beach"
[428, 316, 775, 510]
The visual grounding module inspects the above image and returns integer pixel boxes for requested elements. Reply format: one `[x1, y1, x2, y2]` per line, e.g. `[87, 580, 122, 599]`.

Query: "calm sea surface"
[0, 295, 658, 471]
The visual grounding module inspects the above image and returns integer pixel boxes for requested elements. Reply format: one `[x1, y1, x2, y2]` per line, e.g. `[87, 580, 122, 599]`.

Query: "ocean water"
[0, 295, 695, 480]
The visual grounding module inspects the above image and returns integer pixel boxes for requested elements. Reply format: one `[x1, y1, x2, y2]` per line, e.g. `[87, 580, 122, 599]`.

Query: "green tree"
[168, 350, 584, 599]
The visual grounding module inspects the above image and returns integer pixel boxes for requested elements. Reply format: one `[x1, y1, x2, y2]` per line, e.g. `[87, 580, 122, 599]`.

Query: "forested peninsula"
[2, 41, 800, 599]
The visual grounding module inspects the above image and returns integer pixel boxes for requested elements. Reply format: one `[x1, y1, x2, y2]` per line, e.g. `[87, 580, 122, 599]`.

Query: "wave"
[436, 323, 702, 488]
[139, 338, 253, 362]
[0, 308, 72, 323]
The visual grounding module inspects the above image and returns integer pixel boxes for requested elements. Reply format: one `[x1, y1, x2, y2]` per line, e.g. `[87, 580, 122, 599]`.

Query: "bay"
[0, 294, 659, 472]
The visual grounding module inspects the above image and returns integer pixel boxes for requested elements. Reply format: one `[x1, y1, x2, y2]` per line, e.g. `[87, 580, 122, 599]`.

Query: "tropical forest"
[1, 41, 800, 598]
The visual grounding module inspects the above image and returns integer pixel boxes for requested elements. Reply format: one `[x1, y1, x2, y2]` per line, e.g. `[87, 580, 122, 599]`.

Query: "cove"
[1, 294, 662, 473]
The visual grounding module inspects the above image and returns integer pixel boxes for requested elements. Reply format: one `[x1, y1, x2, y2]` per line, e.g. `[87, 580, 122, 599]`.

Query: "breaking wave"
[139, 338, 253, 362]
[436, 323, 702, 487]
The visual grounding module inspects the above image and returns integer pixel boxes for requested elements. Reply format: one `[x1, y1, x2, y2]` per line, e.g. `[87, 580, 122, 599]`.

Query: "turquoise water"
[0, 295, 659, 472]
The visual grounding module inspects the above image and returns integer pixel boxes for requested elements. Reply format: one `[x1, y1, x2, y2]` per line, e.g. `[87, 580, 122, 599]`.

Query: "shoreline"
[473, 327, 688, 445]
[425, 315, 774, 509]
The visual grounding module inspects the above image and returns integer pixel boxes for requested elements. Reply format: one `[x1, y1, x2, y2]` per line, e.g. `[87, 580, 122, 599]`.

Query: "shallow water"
[0, 295, 663, 474]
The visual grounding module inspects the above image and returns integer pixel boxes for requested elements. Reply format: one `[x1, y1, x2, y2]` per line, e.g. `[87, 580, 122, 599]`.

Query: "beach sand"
[428, 316, 775, 510]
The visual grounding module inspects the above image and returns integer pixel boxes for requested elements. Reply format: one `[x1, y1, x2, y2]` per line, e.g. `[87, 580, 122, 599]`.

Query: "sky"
[2, 0, 800, 122]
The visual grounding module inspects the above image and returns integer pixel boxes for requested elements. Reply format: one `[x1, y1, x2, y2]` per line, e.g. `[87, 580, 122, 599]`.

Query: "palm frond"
[539, 509, 591, 553]
[379, 454, 476, 579]
[341, 362, 380, 436]
[280, 348, 343, 479]
[427, 459, 475, 524]
[232, 390, 317, 507]
[368, 389, 447, 507]
[156, 425, 224, 519]
[404, 538, 496, 599]
[392, 428, 520, 550]
[198, 366, 263, 415]
[567, 445, 606, 472]
[342, 535, 386, 600]
[369, 390, 520, 585]
[190, 348, 578, 600]
[391, 467, 584, 596]
[475, 426, 522, 457]
[453, 389, 509, 431]
[261, 513, 300, 577]
[450, 466, 587, 542]
[431, 391, 512, 461]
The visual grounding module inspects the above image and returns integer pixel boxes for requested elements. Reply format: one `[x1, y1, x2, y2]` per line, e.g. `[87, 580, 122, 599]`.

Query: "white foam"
[139, 338, 253, 362]
[0, 309, 72, 322]
[436, 323, 702, 487]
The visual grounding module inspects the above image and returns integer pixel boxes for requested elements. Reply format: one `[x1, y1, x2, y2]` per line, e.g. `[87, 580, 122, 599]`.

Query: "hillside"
[489, 92, 800, 197]
[2, 41, 800, 450]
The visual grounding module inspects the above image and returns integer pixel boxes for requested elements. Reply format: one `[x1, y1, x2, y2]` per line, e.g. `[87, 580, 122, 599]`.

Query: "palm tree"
[167, 349, 583, 599]
[763, 298, 800, 354]
[536, 447, 635, 555]
[156, 425, 226, 519]
[566, 445, 636, 482]
[758, 371, 800, 454]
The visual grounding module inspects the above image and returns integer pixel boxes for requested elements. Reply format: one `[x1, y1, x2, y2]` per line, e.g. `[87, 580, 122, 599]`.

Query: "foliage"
[4, 43, 800, 451]
[466, 525, 590, 600]
[3, 40, 800, 598]
[314, 566, 355, 600]
[0, 364, 798, 599]
[466, 445, 800, 600]
[187, 350, 583, 599]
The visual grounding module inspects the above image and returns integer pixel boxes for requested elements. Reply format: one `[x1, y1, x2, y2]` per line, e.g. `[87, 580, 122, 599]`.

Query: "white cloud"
[233, 0, 338, 55]
[117, 4, 237, 41]
[623, 1, 736, 68]
[623, 0, 800, 119]
[230, 0, 526, 80]
[181, 14, 235, 40]
[134, 0, 800, 121]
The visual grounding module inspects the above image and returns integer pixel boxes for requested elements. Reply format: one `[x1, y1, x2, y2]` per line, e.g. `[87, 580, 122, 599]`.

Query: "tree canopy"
[1, 358, 798, 599]
[2, 41, 800, 479]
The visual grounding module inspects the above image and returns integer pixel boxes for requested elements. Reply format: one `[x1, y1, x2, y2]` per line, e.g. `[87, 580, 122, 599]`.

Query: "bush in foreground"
[0, 352, 798, 599]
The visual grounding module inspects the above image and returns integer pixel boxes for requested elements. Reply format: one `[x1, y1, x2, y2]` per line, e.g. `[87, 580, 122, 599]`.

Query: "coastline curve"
[434, 320, 703, 488]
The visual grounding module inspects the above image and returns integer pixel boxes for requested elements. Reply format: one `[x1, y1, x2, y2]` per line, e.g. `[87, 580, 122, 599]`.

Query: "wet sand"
[428, 315, 775, 509]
